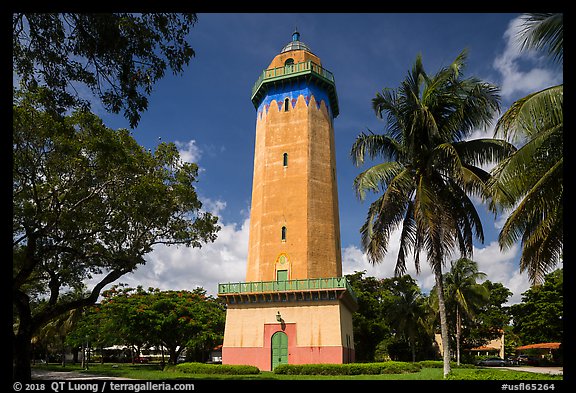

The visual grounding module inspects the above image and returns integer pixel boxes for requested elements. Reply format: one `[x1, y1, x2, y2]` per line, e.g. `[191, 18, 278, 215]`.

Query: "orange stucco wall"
[267, 50, 321, 69]
[246, 93, 342, 282]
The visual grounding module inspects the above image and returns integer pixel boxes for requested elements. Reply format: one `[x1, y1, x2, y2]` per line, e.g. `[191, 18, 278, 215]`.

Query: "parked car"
[133, 356, 150, 364]
[517, 355, 539, 366]
[476, 357, 508, 367]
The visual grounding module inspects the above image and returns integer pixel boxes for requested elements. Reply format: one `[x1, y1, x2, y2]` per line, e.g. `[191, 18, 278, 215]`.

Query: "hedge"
[417, 360, 476, 369]
[273, 361, 421, 375]
[175, 362, 260, 375]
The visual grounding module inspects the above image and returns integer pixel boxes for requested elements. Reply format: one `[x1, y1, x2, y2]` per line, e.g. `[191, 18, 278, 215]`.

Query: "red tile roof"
[516, 342, 561, 350]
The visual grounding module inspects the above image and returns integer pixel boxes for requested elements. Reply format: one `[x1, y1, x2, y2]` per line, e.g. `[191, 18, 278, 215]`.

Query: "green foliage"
[446, 369, 563, 380]
[345, 271, 392, 361]
[13, 13, 197, 128]
[273, 362, 421, 375]
[13, 97, 220, 379]
[74, 286, 226, 365]
[417, 360, 476, 369]
[488, 13, 563, 285]
[176, 362, 260, 375]
[350, 49, 515, 377]
[509, 268, 563, 344]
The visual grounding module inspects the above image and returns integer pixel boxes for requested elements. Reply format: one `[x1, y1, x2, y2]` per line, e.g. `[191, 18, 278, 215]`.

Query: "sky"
[92, 13, 563, 306]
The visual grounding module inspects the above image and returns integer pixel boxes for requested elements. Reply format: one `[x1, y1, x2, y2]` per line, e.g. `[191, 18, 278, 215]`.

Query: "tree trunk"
[61, 336, 67, 367]
[13, 291, 34, 381]
[434, 263, 451, 378]
[160, 346, 165, 369]
[456, 307, 461, 366]
[168, 347, 178, 365]
[13, 330, 33, 381]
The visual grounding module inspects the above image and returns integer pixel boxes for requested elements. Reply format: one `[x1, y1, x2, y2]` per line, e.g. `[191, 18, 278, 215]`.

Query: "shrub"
[175, 362, 260, 375]
[417, 360, 476, 369]
[273, 362, 421, 375]
[446, 369, 563, 380]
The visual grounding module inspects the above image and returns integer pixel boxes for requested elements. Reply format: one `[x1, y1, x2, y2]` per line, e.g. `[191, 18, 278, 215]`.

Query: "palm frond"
[396, 200, 417, 276]
[518, 13, 563, 64]
[498, 157, 562, 251]
[350, 131, 402, 167]
[454, 138, 516, 168]
[494, 85, 563, 143]
[353, 161, 404, 200]
[488, 124, 562, 211]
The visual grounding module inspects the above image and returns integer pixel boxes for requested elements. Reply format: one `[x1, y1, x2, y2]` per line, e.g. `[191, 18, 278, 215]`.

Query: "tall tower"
[218, 31, 357, 371]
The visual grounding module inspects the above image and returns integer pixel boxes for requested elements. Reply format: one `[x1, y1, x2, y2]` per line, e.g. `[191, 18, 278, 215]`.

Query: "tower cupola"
[280, 29, 313, 53]
[251, 31, 339, 117]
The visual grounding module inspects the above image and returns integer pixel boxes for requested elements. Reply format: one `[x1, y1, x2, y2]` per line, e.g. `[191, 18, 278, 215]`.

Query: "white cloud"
[473, 241, 530, 305]
[119, 217, 249, 297]
[493, 15, 562, 100]
[201, 198, 227, 217]
[175, 139, 202, 163]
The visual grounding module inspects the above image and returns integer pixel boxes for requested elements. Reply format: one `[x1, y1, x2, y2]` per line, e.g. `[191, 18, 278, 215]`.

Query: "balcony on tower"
[218, 276, 358, 312]
[251, 60, 339, 118]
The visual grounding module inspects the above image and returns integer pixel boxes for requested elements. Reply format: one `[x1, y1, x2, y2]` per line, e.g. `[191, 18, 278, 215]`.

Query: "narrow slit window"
[283, 152, 288, 167]
[281, 226, 287, 241]
[284, 97, 290, 112]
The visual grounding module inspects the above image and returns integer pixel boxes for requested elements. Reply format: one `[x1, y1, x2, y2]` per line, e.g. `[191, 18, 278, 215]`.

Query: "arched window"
[284, 97, 290, 112]
[281, 226, 287, 241]
[284, 58, 294, 66]
[283, 152, 288, 167]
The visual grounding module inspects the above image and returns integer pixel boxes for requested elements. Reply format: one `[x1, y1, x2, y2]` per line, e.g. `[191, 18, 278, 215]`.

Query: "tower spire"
[292, 27, 299, 42]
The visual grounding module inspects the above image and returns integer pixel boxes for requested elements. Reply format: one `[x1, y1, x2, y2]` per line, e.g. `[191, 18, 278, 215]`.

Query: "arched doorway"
[271, 331, 288, 369]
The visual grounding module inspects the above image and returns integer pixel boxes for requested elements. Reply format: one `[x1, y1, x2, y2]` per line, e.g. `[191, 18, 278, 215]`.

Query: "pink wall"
[223, 322, 355, 371]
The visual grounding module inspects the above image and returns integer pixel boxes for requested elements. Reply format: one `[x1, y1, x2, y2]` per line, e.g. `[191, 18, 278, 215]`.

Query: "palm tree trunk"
[456, 306, 461, 366]
[434, 263, 451, 378]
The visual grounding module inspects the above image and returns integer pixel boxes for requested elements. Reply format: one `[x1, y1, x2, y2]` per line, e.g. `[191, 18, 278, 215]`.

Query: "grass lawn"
[32, 363, 563, 381]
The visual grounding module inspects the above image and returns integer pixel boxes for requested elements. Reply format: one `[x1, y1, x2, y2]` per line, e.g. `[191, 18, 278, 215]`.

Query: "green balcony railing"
[218, 276, 357, 303]
[250, 60, 339, 117]
[251, 60, 335, 99]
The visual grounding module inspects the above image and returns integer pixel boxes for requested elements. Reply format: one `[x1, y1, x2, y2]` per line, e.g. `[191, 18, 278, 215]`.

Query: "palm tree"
[443, 257, 489, 365]
[488, 13, 563, 285]
[387, 276, 429, 363]
[350, 49, 515, 377]
[31, 308, 84, 366]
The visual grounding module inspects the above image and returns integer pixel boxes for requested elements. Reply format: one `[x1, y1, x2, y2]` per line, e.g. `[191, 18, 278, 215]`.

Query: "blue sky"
[94, 13, 563, 305]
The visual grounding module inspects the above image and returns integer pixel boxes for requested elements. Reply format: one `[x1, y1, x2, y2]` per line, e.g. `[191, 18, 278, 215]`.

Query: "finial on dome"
[292, 28, 300, 42]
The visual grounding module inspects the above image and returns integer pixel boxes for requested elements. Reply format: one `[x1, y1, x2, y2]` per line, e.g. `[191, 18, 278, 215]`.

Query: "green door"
[275, 270, 288, 291]
[271, 331, 288, 369]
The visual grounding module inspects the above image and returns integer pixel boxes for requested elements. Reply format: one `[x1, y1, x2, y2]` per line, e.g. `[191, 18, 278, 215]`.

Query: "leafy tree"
[345, 271, 392, 361]
[466, 281, 512, 353]
[13, 97, 220, 380]
[350, 49, 514, 377]
[509, 268, 563, 344]
[488, 13, 563, 285]
[98, 286, 155, 363]
[77, 286, 225, 365]
[13, 13, 197, 128]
